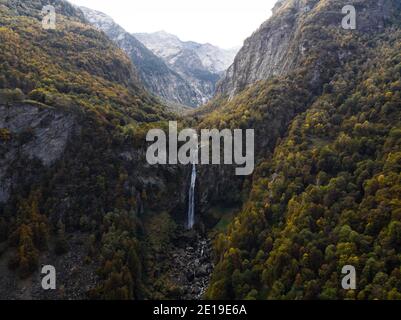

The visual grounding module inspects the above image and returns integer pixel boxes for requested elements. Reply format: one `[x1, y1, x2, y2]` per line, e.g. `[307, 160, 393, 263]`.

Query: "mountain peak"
[134, 32, 238, 74]
[80, 6, 213, 107]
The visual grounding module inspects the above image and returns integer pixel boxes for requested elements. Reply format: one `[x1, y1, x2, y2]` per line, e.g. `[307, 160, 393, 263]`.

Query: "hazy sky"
[69, 0, 277, 49]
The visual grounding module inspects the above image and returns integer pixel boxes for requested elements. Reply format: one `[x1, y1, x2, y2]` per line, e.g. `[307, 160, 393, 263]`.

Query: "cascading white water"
[187, 163, 197, 229]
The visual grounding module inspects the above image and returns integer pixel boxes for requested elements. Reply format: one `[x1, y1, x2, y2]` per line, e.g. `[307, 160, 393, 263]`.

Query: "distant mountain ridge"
[79, 7, 209, 107]
[135, 31, 238, 75]
[134, 31, 238, 106]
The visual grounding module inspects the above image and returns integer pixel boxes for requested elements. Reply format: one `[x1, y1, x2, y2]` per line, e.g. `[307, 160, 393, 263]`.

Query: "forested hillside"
[0, 0, 188, 299]
[200, 0, 401, 300]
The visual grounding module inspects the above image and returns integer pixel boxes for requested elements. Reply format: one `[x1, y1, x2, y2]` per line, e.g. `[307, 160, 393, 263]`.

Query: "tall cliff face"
[0, 104, 77, 203]
[217, 0, 400, 98]
[80, 7, 209, 108]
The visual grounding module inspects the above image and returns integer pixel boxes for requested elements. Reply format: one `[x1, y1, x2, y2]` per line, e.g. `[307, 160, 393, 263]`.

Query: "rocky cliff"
[217, 0, 400, 98]
[0, 103, 77, 203]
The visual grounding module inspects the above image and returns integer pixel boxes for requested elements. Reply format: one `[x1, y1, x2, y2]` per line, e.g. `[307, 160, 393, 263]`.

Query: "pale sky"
[68, 0, 277, 49]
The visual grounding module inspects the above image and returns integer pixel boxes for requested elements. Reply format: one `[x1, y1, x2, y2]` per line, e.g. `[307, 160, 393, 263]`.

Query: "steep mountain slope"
[191, 0, 401, 299]
[135, 31, 237, 106]
[79, 7, 207, 108]
[217, 0, 400, 98]
[0, 0, 191, 300]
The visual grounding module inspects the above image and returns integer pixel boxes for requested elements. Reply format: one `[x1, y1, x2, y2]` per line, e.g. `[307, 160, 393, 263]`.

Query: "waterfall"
[187, 163, 197, 229]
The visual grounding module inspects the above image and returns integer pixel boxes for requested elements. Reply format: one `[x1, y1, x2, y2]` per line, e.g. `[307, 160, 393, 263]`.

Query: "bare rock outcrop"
[0, 103, 77, 203]
[217, 0, 400, 98]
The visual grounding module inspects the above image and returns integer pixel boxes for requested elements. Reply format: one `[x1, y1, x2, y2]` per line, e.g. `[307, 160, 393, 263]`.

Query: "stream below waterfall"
[163, 232, 213, 300]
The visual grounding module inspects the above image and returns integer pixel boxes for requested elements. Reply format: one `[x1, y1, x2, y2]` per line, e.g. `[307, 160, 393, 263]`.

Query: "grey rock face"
[164, 47, 219, 106]
[216, 0, 303, 98]
[0, 104, 76, 203]
[217, 0, 399, 98]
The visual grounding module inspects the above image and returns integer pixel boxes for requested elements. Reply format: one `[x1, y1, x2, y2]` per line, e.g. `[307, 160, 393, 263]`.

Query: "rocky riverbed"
[147, 227, 214, 300]
[170, 234, 213, 300]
